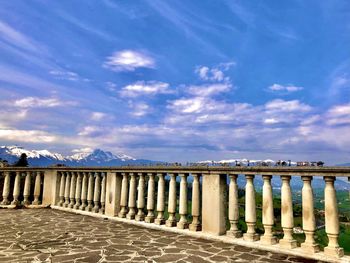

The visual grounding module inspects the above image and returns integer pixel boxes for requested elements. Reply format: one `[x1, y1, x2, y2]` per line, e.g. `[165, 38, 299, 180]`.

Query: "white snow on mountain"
[0, 146, 140, 166]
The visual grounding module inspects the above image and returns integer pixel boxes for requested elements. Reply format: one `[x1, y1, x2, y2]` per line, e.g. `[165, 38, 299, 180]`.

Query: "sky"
[0, 0, 349, 164]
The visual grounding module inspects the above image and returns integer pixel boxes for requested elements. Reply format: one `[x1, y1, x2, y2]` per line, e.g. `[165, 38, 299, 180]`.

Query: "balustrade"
[1, 166, 350, 261]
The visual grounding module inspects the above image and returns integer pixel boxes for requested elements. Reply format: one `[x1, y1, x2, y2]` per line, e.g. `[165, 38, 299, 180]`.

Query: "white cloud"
[168, 97, 208, 114]
[264, 118, 279, 124]
[90, 112, 107, 121]
[0, 128, 57, 143]
[188, 83, 231, 96]
[265, 99, 311, 112]
[72, 147, 93, 154]
[14, 97, 63, 108]
[195, 62, 235, 82]
[328, 103, 350, 116]
[78, 126, 104, 137]
[103, 50, 155, 71]
[130, 103, 151, 117]
[120, 81, 171, 97]
[268, 83, 303, 92]
[326, 103, 350, 125]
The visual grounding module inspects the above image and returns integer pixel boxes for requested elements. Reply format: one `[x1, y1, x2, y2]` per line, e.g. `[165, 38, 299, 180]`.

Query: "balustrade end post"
[42, 170, 59, 206]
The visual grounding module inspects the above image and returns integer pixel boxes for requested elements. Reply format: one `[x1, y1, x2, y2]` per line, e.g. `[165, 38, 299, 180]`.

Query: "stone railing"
[0, 166, 350, 262]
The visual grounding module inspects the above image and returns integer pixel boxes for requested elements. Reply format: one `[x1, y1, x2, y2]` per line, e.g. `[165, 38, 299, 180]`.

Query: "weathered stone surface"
[0, 209, 324, 263]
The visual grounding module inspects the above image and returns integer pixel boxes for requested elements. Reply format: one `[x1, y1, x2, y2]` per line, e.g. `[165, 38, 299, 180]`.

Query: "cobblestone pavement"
[0, 209, 323, 263]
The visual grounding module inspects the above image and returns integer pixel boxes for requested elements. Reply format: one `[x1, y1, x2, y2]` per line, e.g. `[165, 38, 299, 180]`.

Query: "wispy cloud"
[12, 97, 76, 108]
[265, 99, 312, 112]
[188, 83, 232, 97]
[0, 19, 38, 52]
[268, 83, 303, 93]
[103, 50, 155, 72]
[120, 81, 171, 97]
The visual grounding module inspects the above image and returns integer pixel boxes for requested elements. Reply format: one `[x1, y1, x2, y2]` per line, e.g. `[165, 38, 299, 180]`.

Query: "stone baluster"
[99, 173, 106, 214]
[227, 174, 241, 237]
[189, 173, 201, 231]
[93, 173, 101, 213]
[23, 171, 32, 205]
[243, 174, 259, 241]
[68, 172, 77, 208]
[279, 176, 297, 248]
[118, 172, 129, 218]
[127, 173, 137, 219]
[177, 173, 189, 229]
[32, 172, 42, 205]
[324, 176, 344, 257]
[1, 171, 11, 205]
[86, 172, 94, 211]
[58, 172, 66, 206]
[73, 172, 82, 209]
[145, 173, 155, 223]
[11, 171, 21, 206]
[79, 172, 88, 210]
[166, 173, 177, 227]
[300, 176, 319, 253]
[64, 172, 71, 207]
[136, 173, 145, 221]
[261, 175, 277, 244]
[155, 173, 166, 225]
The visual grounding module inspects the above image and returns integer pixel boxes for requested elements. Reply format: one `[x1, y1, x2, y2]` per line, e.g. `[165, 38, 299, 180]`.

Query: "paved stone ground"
[0, 209, 323, 263]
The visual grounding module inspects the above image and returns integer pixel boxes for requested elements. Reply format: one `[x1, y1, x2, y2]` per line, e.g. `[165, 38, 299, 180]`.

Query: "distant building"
[0, 160, 9, 167]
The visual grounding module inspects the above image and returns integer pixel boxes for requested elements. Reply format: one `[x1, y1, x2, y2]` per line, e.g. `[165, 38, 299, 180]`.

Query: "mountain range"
[0, 146, 157, 167]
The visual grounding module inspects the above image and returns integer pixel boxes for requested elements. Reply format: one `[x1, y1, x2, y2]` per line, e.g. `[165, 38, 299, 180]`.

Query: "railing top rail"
[1, 166, 350, 177]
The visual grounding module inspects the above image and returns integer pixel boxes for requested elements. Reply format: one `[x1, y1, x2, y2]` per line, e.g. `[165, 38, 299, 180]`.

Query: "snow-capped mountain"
[0, 146, 156, 167]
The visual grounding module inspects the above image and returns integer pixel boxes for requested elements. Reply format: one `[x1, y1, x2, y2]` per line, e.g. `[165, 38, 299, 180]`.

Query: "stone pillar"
[68, 172, 77, 208]
[99, 173, 106, 214]
[202, 172, 227, 235]
[279, 176, 297, 248]
[155, 173, 166, 225]
[105, 172, 122, 217]
[300, 176, 319, 253]
[73, 172, 82, 209]
[93, 173, 101, 213]
[261, 175, 277, 244]
[324, 176, 344, 257]
[32, 172, 42, 205]
[42, 170, 60, 206]
[227, 174, 242, 237]
[58, 172, 66, 206]
[118, 172, 129, 218]
[23, 171, 32, 205]
[1, 172, 11, 205]
[11, 171, 21, 206]
[145, 173, 155, 223]
[127, 173, 137, 219]
[135, 173, 146, 221]
[86, 172, 94, 211]
[79, 172, 88, 210]
[64, 172, 71, 207]
[243, 174, 259, 241]
[177, 173, 189, 229]
[189, 173, 201, 231]
[166, 173, 177, 227]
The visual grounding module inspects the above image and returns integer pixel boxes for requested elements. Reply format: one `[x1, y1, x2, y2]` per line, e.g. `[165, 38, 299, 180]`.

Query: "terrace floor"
[0, 209, 322, 263]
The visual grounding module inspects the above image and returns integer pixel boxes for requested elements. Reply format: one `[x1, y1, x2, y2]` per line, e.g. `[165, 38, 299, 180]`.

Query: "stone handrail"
[1, 166, 350, 261]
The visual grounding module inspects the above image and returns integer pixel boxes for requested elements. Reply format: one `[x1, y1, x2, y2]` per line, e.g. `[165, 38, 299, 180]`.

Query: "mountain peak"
[0, 145, 142, 166]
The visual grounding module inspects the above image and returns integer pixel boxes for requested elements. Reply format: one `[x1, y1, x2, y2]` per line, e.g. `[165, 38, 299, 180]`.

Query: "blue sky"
[0, 0, 349, 164]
